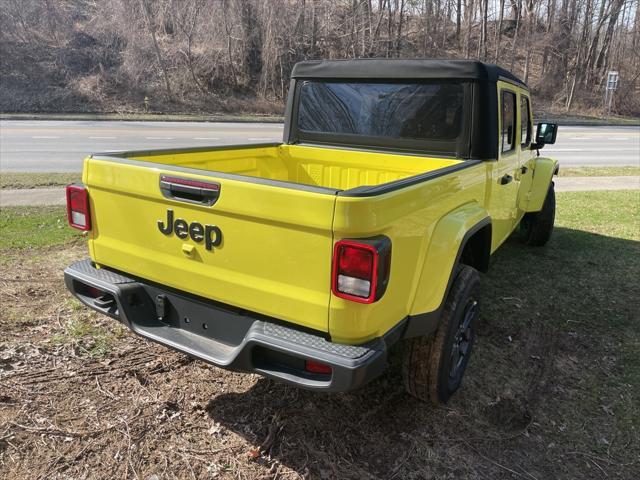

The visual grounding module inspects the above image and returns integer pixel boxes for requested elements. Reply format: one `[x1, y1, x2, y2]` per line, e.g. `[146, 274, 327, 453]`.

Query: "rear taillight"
[331, 237, 391, 304]
[66, 184, 91, 231]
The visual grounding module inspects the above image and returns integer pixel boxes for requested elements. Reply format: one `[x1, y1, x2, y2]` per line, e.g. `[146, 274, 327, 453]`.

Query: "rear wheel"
[402, 265, 480, 405]
[519, 182, 555, 246]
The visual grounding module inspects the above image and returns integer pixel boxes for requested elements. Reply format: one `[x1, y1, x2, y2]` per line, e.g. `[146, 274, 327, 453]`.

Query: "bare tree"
[509, 0, 522, 71]
[171, 0, 206, 94]
[494, 0, 505, 62]
[464, 0, 475, 58]
[456, 0, 462, 42]
[584, 0, 609, 85]
[478, 0, 488, 60]
[595, 0, 625, 76]
[139, 0, 172, 99]
[2, 0, 639, 116]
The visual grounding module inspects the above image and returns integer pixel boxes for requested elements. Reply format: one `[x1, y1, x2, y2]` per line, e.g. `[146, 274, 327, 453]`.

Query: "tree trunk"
[541, 0, 556, 77]
[456, 0, 462, 42]
[522, 1, 534, 83]
[595, 0, 625, 74]
[184, 36, 205, 94]
[479, 0, 488, 60]
[634, 0, 640, 53]
[365, 0, 373, 56]
[441, 0, 450, 49]
[565, 0, 593, 112]
[584, 0, 608, 85]
[574, 0, 593, 85]
[434, 0, 441, 51]
[372, 0, 386, 54]
[240, 0, 262, 83]
[140, 0, 172, 99]
[387, 0, 393, 57]
[611, 1, 630, 69]
[222, 0, 238, 87]
[566, 73, 578, 111]
[546, 0, 556, 32]
[509, 0, 519, 20]
[509, 0, 521, 71]
[494, 0, 505, 63]
[311, 0, 318, 56]
[350, 0, 357, 58]
[464, 0, 475, 59]
[43, 0, 60, 44]
[172, 0, 206, 95]
[395, 0, 405, 57]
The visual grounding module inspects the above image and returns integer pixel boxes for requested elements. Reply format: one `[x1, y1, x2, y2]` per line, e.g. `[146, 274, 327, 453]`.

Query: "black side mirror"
[533, 122, 558, 149]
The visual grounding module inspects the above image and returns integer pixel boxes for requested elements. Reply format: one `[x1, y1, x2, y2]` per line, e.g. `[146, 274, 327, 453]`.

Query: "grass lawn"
[475, 189, 639, 473]
[557, 189, 640, 237]
[537, 110, 640, 126]
[0, 206, 82, 249]
[1, 172, 81, 189]
[0, 190, 638, 479]
[559, 166, 640, 177]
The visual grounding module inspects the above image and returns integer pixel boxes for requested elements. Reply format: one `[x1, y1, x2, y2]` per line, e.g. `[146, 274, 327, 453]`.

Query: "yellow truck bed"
[123, 143, 462, 191]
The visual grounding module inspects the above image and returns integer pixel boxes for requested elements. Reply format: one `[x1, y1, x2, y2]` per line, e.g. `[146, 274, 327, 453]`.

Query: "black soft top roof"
[291, 59, 526, 88]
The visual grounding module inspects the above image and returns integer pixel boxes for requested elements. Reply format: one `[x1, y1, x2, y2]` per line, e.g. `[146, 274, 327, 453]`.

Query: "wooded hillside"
[1, 0, 638, 117]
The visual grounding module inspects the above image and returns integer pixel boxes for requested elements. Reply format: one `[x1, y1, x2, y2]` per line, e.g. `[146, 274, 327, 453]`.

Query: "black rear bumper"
[64, 259, 404, 392]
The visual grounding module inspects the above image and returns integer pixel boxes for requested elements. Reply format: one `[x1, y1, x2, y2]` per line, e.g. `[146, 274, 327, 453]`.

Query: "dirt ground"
[1, 230, 638, 479]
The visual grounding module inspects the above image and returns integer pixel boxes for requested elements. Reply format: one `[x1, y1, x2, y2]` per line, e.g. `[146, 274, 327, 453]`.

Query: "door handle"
[500, 174, 513, 185]
[521, 166, 528, 174]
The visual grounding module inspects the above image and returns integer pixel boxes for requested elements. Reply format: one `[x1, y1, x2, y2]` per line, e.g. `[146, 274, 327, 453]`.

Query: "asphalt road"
[0, 120, 638, 171]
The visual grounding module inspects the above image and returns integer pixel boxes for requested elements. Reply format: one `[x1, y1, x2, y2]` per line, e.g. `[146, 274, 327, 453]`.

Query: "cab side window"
[501, 91, 516, 154]
[520, 96, 531, 147]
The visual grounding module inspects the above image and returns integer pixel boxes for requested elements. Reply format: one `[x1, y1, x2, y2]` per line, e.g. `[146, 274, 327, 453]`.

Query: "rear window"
[296, 81, 469, 155]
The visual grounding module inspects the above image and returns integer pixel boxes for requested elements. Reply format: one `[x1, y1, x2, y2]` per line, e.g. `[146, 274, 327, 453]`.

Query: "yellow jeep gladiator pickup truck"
[64, 59, 558, 405]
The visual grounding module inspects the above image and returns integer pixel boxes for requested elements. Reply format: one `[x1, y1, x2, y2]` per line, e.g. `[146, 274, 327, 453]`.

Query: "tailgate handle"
[160, 175, 221, 206]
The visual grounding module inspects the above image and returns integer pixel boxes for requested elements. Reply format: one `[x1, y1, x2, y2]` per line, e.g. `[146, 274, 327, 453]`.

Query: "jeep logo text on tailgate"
[158, 209, 222, 250]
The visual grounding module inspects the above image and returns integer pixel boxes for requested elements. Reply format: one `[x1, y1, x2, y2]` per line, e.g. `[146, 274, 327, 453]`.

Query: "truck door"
[487, 85, 520, 250]
[516, 93, 535, 221]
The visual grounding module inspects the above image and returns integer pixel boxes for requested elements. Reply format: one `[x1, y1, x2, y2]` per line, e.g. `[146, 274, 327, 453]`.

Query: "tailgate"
[84, 157, 337, 333]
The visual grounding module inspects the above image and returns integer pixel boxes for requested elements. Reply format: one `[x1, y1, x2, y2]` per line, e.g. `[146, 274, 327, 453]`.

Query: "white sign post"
[604, 71, 619, 117]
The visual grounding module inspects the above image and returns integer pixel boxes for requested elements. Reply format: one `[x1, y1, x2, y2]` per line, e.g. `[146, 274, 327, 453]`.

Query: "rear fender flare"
[409, 202, 490, 329]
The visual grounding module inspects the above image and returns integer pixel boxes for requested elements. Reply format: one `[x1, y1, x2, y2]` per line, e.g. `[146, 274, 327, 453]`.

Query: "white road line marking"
[89, 136, 116, 139]
[609, 137, 630, 140]
[32, 136, 59, 139]
[192, 137, 221, 140]
[145, 137, 174, 140]
[545, 148, 584, 152]
[569, 137, 591, 140]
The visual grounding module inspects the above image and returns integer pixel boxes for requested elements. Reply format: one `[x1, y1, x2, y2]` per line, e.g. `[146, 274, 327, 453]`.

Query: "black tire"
[402, 265, 480, 405]
[519, 182, 555, 246]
